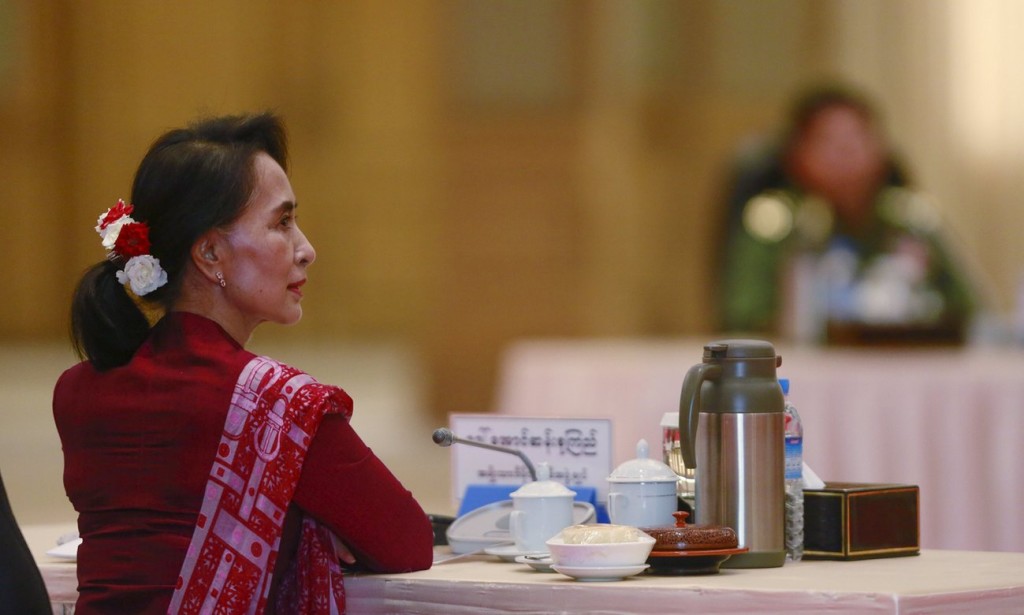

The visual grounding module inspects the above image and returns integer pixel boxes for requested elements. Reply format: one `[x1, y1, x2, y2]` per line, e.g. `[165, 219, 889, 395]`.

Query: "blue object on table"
[457, 483, 608, 522]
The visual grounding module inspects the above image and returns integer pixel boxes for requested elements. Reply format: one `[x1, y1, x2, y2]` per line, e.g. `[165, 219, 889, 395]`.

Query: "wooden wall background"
[1, 1, 1021, 417]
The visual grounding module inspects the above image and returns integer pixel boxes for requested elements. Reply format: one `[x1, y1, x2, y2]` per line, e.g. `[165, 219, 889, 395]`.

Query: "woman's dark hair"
[781, 81, 909, 186]
[70, 112, 288, 370]
[784, 83, 880, 143]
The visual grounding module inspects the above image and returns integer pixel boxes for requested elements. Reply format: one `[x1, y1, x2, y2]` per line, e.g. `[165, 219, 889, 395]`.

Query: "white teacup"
[606, 438, 680, 528]
[607, 481, 677, 527]
[509, 462, 575, 553]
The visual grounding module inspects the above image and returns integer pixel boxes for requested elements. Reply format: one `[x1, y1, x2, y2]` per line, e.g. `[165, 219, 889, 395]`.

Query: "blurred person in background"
[54, 113, 433, 614]
[717, 82, 977, 344]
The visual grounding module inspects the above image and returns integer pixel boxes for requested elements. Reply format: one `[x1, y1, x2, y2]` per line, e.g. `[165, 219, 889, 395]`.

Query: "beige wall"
[1, 0, 1021, 418]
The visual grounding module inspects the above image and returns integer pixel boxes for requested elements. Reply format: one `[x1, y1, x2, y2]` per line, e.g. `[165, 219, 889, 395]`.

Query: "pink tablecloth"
[345, 549, 1024, 614]
[494, 339, 1024, 553]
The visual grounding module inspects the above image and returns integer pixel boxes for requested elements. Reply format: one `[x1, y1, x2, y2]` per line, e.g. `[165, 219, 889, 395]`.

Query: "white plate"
[484, 544, 547, 562]
[551, 563, 649, 582]
[515, 554, 556, 572]
[446, 499, 596, 554]
[46, 537, 82, 561]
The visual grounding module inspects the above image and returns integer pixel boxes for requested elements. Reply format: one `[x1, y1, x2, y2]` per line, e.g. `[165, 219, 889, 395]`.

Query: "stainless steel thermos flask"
[678, 340, 785, 568]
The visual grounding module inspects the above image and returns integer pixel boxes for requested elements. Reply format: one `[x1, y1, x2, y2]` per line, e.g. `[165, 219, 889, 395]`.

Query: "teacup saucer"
[551, 563, 649, 582]
[46, 537, 81, 561]
[515, 554, 556, 572]
[484, 544, 548, 563]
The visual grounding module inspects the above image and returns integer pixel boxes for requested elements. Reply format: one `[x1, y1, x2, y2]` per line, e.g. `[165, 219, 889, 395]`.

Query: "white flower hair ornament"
[95, 199, 168, 296]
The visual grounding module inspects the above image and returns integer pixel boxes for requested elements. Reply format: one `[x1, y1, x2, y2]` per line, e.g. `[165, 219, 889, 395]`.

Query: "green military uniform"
[720, 186, 975, 339]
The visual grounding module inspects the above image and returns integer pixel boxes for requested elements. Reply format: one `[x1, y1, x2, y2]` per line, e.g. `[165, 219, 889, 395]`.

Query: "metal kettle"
[678, 339, 785, 568]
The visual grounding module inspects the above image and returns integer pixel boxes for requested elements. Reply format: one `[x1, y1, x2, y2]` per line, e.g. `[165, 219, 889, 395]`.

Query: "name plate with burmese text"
[448, 414, 613, 507]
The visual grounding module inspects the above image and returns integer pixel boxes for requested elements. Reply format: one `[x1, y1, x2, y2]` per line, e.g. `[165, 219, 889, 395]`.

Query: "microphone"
[431, 428, 456, 447]
[431, 428, 538, 481]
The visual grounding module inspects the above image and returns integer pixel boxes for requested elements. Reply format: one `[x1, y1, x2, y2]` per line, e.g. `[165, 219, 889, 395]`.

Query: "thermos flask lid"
[704, 339, 780, 363]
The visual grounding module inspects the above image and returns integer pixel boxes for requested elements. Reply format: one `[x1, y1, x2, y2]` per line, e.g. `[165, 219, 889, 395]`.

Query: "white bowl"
[545, 533, 655, 568]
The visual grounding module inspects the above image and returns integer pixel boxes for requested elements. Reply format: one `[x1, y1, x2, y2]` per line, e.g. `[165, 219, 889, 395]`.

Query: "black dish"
[645, 547, 748, 575]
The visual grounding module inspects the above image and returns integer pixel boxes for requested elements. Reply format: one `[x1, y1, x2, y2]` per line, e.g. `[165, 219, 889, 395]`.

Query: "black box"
[803, 482, 920, 560]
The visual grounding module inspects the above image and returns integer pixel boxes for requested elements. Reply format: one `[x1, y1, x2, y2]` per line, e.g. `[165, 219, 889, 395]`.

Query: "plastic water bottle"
[780, 378, 803, 561]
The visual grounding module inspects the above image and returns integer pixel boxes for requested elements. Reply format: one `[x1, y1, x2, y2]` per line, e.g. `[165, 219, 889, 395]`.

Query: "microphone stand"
[432, 428, 538, 482]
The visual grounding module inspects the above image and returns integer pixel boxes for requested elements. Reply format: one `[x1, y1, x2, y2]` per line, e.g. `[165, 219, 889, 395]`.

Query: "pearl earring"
[215, 272, 226, 288]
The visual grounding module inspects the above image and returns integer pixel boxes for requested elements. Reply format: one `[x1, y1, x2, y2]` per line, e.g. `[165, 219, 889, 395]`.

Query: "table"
[27, 531, 1024, 615]
[344, 550, 1024, 614]
[493, 339, 1024, 553]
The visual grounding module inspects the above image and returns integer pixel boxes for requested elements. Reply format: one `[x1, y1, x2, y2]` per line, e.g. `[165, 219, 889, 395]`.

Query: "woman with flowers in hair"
[54, 112, 434, 614]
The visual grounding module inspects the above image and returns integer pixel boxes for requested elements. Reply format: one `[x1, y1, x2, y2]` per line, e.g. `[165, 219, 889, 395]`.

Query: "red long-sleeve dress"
[53, 312, 433, 613]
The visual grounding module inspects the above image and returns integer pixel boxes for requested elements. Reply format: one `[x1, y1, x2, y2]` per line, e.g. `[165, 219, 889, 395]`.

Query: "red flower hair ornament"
[95, 199, 168, 296]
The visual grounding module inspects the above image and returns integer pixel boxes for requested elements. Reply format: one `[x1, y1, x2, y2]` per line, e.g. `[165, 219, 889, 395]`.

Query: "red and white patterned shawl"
[167, 356, 352, 614]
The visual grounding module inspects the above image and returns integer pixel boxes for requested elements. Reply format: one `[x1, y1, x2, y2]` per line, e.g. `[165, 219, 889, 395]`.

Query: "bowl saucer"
[551, 563, 649, 581]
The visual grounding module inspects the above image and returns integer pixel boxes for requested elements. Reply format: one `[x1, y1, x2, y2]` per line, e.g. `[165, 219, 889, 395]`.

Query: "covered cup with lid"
[509, 462, 576, 553]
[606, 439, 679, 528]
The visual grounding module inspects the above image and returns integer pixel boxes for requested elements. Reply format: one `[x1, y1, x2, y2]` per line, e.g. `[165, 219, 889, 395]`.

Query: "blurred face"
[788, 104, 887, 221]
[216, 153, 316, 337]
